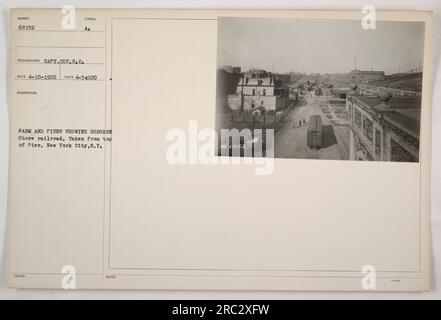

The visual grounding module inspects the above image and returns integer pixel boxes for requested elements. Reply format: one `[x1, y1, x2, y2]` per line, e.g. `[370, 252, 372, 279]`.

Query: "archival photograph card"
[8, 9, 432, 291]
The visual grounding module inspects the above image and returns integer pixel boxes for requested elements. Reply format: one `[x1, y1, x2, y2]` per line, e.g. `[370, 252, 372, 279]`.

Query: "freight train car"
[307, 115, 322, 149]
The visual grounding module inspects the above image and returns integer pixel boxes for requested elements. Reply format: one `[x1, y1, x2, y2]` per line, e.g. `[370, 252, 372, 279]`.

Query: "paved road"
[274, 94, 349, 160]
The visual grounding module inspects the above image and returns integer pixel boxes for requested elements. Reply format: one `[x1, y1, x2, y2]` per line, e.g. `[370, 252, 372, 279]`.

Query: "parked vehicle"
[307, 115, 322, 149]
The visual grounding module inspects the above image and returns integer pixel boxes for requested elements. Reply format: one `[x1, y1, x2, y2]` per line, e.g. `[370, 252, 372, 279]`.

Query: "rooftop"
[365, 72, 422, 92]
[353, 95, 421, 137]
[350, 69, 385, 75]
[384, 112, 420, 137]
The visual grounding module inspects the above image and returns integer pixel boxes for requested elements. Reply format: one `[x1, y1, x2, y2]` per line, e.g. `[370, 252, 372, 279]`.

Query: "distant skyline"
[217, 18, 425, 75]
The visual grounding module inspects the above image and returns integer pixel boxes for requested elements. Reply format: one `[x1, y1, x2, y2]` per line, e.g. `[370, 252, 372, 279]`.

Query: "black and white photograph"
[216, 17, 424, 162]
[2, 5, 438, 299]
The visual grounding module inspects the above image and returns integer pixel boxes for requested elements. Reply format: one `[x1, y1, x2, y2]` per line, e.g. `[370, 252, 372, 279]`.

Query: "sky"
[217, 17, 425, 75]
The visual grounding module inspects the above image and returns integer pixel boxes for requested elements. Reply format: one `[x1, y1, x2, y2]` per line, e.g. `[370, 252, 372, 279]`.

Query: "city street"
[274, 94, 350, 160]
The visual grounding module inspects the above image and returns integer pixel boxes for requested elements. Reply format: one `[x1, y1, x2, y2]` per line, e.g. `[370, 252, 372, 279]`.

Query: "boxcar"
[307, 115, 322, 149]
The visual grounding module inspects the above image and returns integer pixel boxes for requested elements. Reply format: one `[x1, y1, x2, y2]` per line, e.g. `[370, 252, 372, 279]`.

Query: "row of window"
[239, 88, 268, 96]
[352, 104, 417, 161]
[353, 106, 381, 157]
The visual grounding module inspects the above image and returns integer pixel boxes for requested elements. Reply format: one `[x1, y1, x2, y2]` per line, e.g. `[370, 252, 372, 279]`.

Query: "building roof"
[383, 112, 420, 137]
[355, 96, 420, 110]
[350, 69, 385, 75]
[353, 95, 421, 137]
[365, 72, 422, 92]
